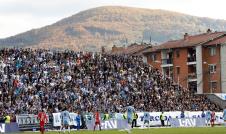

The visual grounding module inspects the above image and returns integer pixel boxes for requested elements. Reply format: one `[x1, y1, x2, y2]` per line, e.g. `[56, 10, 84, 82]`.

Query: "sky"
[0, 0, 226, 38]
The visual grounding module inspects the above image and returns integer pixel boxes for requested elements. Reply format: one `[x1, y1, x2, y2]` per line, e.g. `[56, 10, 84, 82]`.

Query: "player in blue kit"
[125, 106, 135, 134]
[143, 112, 150, 128]
[127, 106, 135, 124]
[60, 108, 71, 134]
[223, 107, 226, 127]
[206, 110, 211, 127]
[201, 110, 205, 118]
[75, 112, 81, 130]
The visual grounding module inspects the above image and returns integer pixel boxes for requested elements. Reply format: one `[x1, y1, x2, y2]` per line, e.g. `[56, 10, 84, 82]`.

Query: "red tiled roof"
[158, 32, 225, 49]
[205, 35, 226, 46]
[142, 31, 226, 53]
[111, 44, 150, 55]
[124, 45, 149, 55]
[142, 46, 160, 54]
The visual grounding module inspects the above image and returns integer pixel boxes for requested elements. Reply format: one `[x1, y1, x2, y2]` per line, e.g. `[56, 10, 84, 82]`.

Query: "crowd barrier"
[52, 113, 81, 127]
[137, 111, 224, 126]
[0, 123, 19, 133]
[16, 114, 52, 131]
[16, 113, 82, 131]
[86, 119, 129, 130]
[169, 118, 206, 127]
[15, 111, 224, 131]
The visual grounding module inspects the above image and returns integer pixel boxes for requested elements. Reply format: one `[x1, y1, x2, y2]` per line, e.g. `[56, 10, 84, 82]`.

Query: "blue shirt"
[180, 112, 185, 118]
[223, 109, 226, 120]
[201, 112, 205, 118]
[115, 113, 124, 120]
[206, 111, 211, 120]
[143, 112, 150, 121]
[127, 106, 135, 118]
[76, 115, 81, 122]
[61, 110, 70, 121]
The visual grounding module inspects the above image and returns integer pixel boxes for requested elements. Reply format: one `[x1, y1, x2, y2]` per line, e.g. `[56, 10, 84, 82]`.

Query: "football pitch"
[21, 127, 226, 134]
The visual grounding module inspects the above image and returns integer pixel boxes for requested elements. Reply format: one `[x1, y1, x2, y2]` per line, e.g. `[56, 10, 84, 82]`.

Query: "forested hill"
[1, 6, 226, 51]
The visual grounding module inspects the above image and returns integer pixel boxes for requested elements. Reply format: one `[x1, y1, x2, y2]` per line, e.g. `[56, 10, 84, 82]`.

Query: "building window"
[210, 81, 217, 90]
[151, 54, 157, 61]
[209, 47, 216, 56]
[209, 64, 216, 73]
[176, 50, 180, 58]
[176, 67, 180, 74]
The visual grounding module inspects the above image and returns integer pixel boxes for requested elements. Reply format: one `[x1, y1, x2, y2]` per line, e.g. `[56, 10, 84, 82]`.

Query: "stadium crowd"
[0, 48, 221, 115]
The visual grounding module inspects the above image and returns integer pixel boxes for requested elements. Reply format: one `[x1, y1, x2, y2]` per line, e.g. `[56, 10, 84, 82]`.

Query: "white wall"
[196, 45, 203, 94]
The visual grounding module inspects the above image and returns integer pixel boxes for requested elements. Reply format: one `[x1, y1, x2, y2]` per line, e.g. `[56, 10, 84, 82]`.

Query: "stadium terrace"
[0, 48, 220, 117]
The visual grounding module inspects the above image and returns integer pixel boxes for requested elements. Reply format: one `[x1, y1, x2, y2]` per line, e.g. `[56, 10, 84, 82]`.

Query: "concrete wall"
[196, 45, 203, 94]
[221, 44, 226, 93]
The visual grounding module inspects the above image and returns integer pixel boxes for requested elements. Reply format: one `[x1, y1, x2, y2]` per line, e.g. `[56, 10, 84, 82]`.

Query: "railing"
[161, 58, 173, 64]
[188, 73, 197, 79]
[187, 57, 196, 62]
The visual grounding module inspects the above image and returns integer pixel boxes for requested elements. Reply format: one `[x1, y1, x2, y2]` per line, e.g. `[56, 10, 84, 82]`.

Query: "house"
[111, 43, 152, 63]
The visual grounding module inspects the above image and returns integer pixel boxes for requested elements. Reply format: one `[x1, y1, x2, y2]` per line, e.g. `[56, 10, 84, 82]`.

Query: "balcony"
[161, 59, 173, 67]
[188, 73, 197, 82]
[187, 57, 196, 65]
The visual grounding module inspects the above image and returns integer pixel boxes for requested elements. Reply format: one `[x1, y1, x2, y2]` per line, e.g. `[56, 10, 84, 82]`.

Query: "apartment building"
[143, 30, 226, 94]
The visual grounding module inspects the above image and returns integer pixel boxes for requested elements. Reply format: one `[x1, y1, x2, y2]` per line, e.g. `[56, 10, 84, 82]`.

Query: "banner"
[86, 119, 129, 130]
[137, 111, 180, 126]
[16, 114, 50, 125]
[16, 114, 51, 131]
[137, 111, 224, 126]
[0, 123, 19, 133]
[0, 124, 5, 133]
[169, 118, 206, 127]
[52, 113, 81, 127]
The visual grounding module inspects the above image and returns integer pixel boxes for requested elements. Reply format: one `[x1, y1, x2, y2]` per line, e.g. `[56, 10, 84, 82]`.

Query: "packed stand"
[0, 48, 221, 115]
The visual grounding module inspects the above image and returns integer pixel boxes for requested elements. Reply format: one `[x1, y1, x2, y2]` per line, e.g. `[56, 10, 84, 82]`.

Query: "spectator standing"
[160, 112, 165, 127]
[131, 112, 138, 128]
[4, 114, 10, 124]
[180, 111, 185, 118]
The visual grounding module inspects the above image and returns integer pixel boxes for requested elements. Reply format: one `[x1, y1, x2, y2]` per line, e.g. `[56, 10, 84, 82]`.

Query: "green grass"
[20, 127, 226, 134]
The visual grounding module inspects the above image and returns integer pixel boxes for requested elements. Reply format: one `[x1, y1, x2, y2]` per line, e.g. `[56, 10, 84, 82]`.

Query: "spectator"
[160, 112, 165, 127]
[180, 111, 185, 118]
[132, 112, 138, 128]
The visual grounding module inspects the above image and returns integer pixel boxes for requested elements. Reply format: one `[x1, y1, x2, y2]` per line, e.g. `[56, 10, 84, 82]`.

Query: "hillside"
[1, 6, 226, 51]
